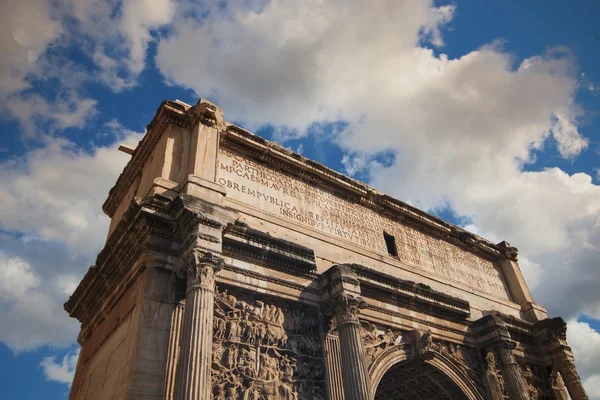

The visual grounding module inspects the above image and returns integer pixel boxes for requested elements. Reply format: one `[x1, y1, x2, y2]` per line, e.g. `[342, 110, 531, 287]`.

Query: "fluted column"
[331, 294, 370, 400]
[164, 300, 185, 400]
[174, 250, 224, 400]
[493, 339, 530, 400]
[552, 370, 570, 400]
[534, 317, 589, 400]
[324, 333, 344, 400]
[556, 360, 589, 400]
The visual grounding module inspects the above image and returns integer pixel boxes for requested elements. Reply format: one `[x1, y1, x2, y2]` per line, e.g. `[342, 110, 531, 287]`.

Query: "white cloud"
[40, 349, 80, 386]
[0, 122, 143, 351]
[1, 0, 175, 131]
[58, 0, 176, 91]
[157, 0, 454, 131]
[0, 0, 62, 99]
[120, 0, 176, 74]
[567, 320, 600, 398]
[6, 92, 98, 137]
[0, 123, 142, 252]
[0, 252, 80, 351]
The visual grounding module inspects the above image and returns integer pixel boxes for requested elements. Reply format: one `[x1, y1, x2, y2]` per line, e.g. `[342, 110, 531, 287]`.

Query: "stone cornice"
[102, 99, 510, 262]
[223, 220, 317, 274]
[222, 125, 505, 262]
[102, 100, 188, 217]
[64, 199, 176, 332]
[352, 263, 470, 315]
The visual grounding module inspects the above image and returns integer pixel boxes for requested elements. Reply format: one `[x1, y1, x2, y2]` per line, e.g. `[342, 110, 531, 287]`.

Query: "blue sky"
[1, 1, 600, 399]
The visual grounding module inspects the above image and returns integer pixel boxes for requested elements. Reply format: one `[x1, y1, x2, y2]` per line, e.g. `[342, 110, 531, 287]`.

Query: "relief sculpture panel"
[212, 286, 325, 400]
[218, 148, 510, 299]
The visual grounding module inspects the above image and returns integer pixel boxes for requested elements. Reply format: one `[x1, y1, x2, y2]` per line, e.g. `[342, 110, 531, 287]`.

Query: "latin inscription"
[217, 148, 509, 299]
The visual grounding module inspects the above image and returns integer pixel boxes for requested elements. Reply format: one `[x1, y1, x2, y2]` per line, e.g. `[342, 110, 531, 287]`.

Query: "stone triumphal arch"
[65, 98, 588, 400]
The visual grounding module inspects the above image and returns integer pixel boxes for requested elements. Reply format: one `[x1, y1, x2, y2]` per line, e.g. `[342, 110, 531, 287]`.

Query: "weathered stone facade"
[64, 98, 588, 400]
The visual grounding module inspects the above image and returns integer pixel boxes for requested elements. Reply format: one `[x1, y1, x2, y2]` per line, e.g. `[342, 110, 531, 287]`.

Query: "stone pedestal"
[174, 250, 224, 400]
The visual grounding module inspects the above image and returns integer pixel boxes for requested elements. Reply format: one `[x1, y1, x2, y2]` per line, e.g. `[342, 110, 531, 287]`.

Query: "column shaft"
[173, 250, 223, 400]
[164, 301, 185, 400]
[495, 343, 530, 400]
[337, 322, 371, 400]
[324, 335, 344, 400]
[558, 363, 589, 400]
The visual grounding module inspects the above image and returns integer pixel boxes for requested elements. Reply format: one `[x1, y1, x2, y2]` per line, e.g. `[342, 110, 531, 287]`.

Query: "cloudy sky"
[1, 0, 599, 398]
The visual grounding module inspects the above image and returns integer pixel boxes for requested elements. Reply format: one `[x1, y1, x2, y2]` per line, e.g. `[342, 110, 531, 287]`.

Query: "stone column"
[534, 317, 589, 400]
[174, 250, 224, 400]
[492, 339, 530, 400]
[321, 264, 370, 400]
[555, 359, 588, 400]
[474, 314, 530, 400]
[323, 333, 344, 400]
[331, 294, 370, 400]
[163, 300, 185, 400]
[552, 370, 570, 400]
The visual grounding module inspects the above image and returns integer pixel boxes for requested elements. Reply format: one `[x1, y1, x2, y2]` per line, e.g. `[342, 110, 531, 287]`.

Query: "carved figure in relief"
[485, 352, 504, 400]
[227, 319, 240, 341]
[214, 382, 227, 400]
[211, 287, 324, 400]
[215, 317, 227, 340]
[520, 365, 539, 400]
[409, 328, 433, 357]
[243, 381, 262, 400]
[361, 322, 379, 345]
[221, 289, 237, 307]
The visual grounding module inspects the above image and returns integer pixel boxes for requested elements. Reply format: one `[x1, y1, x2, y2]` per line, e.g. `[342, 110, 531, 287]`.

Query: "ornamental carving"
[186, 99, 225, 128]
[517, 362, 555, 400]
[497, 241, 519, 262]
[211, 287, 325, 400]
[485, 352, 505, 400]
[360, 322, 403, 367]
[326, 294, 366, 327]
[358, 321, 483, 389]
[179, 250, 224, 289]
[408, 328, 434, 357]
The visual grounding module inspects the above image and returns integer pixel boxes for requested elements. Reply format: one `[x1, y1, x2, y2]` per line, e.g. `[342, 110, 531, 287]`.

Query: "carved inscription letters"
[218, 148, 509, 299]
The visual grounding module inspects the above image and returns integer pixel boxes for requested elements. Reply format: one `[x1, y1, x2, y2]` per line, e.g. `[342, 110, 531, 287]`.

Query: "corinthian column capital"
[493, 338, 518, 365]
[330, 294, 367, 327]
[179, 249, 224, 290]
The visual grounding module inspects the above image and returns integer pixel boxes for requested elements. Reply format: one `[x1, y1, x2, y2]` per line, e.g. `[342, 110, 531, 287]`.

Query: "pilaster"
[163, 300, 184, 400]
[185, 98, 224, 183]
[496, 242, 547, 322]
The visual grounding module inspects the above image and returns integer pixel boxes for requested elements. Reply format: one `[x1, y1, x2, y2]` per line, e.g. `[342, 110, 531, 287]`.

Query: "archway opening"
[374, 358, 470, 400]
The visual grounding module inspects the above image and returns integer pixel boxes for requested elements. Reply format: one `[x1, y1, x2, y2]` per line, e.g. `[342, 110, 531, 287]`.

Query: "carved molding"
[179, 250, 224, 290]
[325, 294, 367, 327]
[185, 98, 225, 129]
